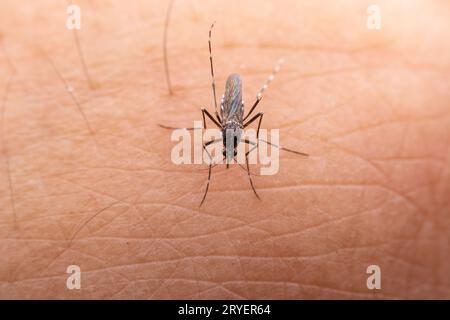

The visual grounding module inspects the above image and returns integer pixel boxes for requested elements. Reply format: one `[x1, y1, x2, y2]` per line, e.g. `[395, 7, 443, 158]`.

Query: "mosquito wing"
[221, 73, 243, 122]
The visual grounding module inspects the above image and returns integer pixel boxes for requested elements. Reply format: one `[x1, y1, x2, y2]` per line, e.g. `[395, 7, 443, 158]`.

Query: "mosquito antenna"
[208, 22, 219, 120]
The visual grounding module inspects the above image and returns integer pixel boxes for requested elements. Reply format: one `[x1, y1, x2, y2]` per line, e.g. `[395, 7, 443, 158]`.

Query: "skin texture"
[0, 0, 449, 299]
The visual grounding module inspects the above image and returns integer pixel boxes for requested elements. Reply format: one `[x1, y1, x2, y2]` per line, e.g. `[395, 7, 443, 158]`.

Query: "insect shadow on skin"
[159, 22, 308, 206]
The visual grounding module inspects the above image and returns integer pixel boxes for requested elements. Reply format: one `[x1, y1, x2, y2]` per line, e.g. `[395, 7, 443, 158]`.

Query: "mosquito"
[160, 22, 308, 206]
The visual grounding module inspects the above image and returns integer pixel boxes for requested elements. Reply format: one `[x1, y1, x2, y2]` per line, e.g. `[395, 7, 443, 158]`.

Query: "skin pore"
[0, 0, 449, 299]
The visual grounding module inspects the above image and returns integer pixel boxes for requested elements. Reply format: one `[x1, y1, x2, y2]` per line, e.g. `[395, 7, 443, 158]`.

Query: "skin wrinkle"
[69, 197, 133, 244]
[71, 27, 95, 90]
[43, 54, 101, 156]
[0, 245, 435, 298]
[1, 74, 17, 227]
[0, 38, 17, 74]
[18, 224, 424, 253]
[0, 0, 449, 299]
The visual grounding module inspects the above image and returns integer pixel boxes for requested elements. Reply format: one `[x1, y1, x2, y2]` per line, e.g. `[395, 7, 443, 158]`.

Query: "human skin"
[0, 0, 449, 299]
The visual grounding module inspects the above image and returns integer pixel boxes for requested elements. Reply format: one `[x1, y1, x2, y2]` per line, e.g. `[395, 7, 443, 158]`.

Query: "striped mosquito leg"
[241, 140, 260, 199]
[200, 161, 213, 207]
[244, 58, 285, 121]
[200, 138, 222, 206]
[242, 138, 308, 157]
[245, 151, 260, 200]
[259, 138, 308, 156]
[258, 58, 284, 99]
